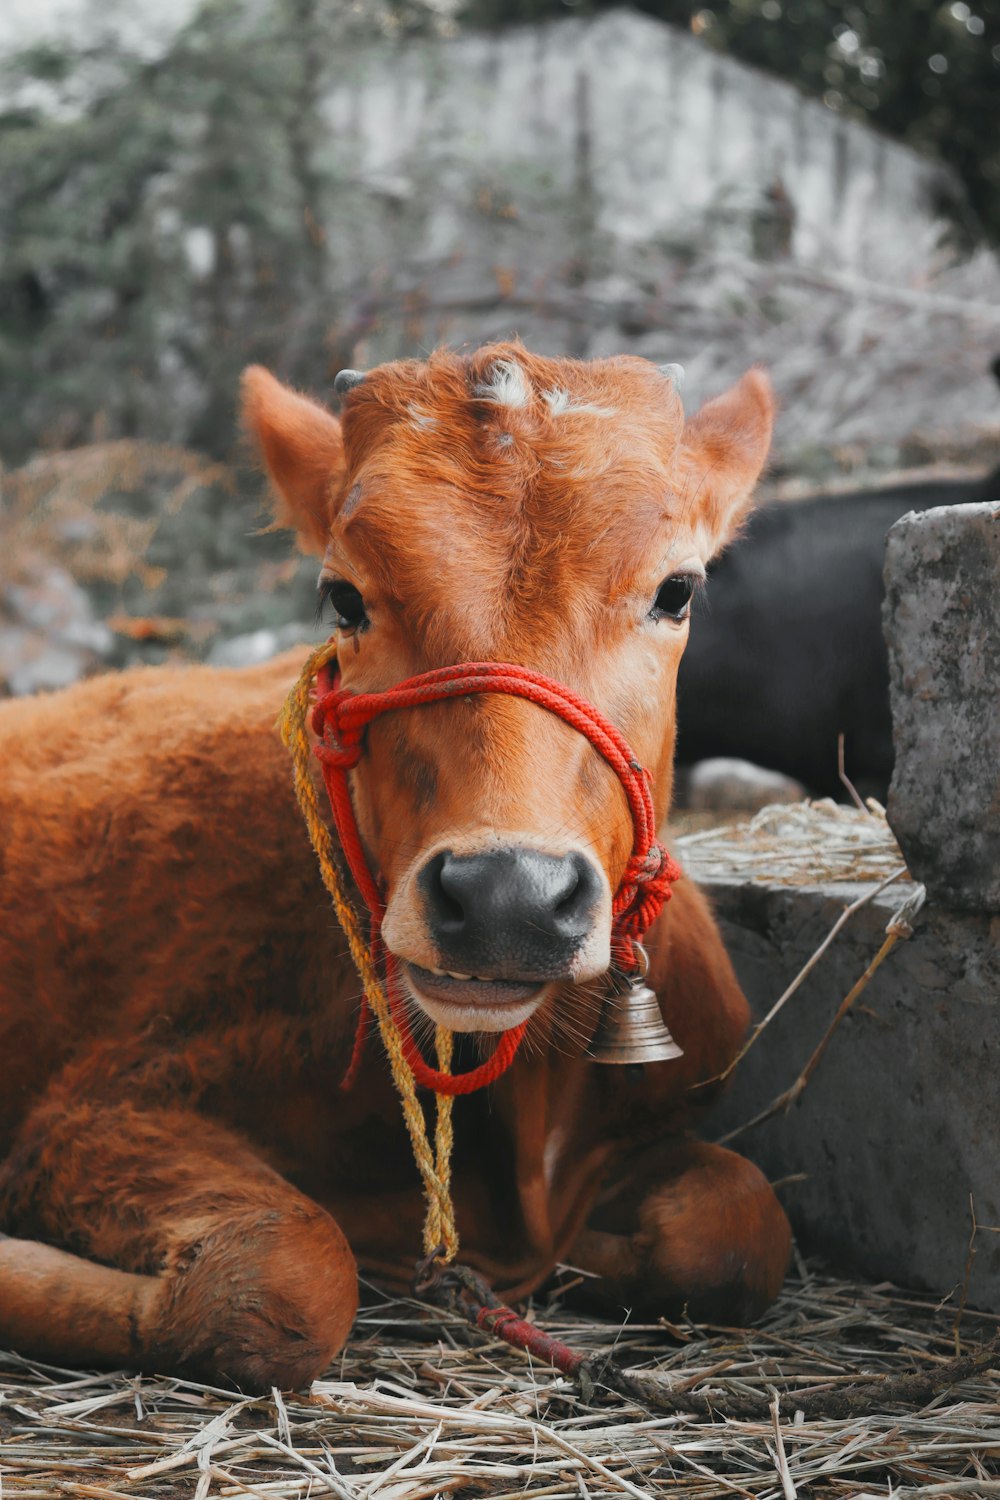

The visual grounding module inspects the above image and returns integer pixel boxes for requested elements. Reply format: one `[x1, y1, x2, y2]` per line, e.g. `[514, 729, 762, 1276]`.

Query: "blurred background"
[1, 0, 998, 746]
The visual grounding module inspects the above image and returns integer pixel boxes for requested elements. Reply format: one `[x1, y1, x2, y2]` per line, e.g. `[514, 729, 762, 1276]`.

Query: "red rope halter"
[311, 658, 682, 1096]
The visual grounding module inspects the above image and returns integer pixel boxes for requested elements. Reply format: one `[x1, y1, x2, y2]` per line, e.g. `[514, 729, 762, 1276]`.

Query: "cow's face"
[244, 345, 772, 1035]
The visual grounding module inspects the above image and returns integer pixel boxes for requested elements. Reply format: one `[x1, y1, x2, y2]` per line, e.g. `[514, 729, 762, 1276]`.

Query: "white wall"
[323, 10, 952, 279]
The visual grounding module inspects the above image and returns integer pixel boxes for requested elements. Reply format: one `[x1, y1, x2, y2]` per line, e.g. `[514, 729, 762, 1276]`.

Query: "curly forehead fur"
[340, 343, 683, 506]
[330, 346, 682, 644]
[320, 342, 770, 660]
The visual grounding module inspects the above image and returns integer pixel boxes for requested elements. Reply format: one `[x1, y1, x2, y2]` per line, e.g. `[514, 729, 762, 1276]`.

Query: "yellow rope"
[277, 641, 459, 1262]
[428, 1027, 455, 1254]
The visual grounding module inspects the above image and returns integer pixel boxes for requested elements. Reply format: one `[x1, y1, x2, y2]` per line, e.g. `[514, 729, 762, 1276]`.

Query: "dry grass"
[2, 1269, 999, 1498]
[676, 799, 909, 890]
[0, 441, 231, 591]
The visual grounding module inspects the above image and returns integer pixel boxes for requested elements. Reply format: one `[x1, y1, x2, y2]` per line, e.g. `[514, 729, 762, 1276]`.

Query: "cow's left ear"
[241, 366, 345, 556]
[678, 368, 774, 560]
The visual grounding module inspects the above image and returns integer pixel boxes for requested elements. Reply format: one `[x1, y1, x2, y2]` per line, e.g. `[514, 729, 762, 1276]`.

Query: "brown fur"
[0, 344, 790, 1391]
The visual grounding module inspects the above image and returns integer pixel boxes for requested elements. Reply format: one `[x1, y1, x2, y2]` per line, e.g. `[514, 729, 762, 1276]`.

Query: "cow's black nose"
[419, 847, 602, 978]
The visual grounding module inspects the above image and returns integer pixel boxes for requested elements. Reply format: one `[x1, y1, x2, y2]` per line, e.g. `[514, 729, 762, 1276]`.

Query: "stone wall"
[703, 870, 1000, 1308]
[687, 503, 1000, 1308]
[312, 12, 999, 457]
[885, 503, 1000, 913]
[324, 10, 952, 291]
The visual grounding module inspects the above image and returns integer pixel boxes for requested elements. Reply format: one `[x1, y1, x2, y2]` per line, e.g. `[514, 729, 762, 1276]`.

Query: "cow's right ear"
[241, 366, 345, 556]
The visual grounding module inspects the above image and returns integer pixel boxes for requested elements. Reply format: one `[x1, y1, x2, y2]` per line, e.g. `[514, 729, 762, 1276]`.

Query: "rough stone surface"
[884, 502, 1000, 913]
[325, 11, 949, 281]
[688, 858, 1000, 1310]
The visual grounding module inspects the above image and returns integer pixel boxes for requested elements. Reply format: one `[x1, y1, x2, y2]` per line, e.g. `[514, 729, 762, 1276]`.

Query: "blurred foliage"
[0, 0, 452, 463]
[463, 0, 1000, 244]
[3, 442, 229, 590]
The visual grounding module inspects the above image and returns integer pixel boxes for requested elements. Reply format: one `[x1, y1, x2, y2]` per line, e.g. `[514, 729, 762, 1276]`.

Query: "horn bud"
[589, 974, 684, 1067]
[658, 362, 685, 391]
[334, 369, 366, 395]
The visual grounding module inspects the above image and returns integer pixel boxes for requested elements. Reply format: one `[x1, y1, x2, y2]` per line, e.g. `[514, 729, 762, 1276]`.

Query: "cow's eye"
[318, 578, 367, 632]
[651, 573, 697, 622]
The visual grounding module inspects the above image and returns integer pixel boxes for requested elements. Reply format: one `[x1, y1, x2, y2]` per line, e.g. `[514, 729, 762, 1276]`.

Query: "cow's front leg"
[0, 1100, 357, 1390]
[567, 1138, 791, 1325]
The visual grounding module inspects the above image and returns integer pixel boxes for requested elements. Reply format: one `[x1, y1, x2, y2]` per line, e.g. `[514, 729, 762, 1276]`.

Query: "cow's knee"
[635, 1143, 791, 1323]
[572, 1141, 791, 1326]
[151, 1202, 358, 1391]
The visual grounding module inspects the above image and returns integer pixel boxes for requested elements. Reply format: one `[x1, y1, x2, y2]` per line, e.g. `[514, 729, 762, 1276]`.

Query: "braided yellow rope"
[277, 641, 458, 1261]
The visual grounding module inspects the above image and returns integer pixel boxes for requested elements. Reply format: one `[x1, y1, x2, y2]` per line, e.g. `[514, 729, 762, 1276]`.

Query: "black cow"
[676, 462, 1000, 802]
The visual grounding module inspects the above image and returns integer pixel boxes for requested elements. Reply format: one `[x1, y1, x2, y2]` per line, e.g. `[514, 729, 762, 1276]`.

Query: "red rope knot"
[640, 843, 667, 880]
[312, 688, 365, 771]
[614, 841, 676, 920]
[610, 840, 682, 974]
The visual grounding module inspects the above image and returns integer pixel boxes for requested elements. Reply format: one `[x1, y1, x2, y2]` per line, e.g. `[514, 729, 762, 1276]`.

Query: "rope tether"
[279, 640, 681, 1264]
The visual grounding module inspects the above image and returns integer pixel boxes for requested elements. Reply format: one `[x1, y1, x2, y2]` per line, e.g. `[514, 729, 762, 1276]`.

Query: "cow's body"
[0, 345, 791, 1388]
[677, 465, 1000, 800]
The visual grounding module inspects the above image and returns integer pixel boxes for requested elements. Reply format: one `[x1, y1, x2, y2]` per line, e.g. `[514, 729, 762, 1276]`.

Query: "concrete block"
[884, 502, 1000, 913]
[681, 808, 1000, 1309]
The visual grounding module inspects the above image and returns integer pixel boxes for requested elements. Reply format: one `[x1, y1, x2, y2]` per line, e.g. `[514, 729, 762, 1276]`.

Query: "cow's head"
[243, 344, 772, 1036]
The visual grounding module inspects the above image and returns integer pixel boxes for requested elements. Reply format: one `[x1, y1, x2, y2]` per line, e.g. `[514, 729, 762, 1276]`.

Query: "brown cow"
[0, 343, 790, 1391]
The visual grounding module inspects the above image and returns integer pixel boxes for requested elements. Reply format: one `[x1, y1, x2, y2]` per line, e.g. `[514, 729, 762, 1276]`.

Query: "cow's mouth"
[403, 962, 548, 1033]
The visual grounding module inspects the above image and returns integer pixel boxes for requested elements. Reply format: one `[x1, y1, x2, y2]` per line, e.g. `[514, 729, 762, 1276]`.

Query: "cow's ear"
[678, 369, 774, 560]
[241, 366, 345, 556]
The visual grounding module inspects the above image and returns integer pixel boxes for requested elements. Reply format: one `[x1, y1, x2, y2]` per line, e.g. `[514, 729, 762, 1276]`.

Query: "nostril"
[427, 851, 466, 930]
[552, 852, 600, 927]
[554, 865, 584, 914]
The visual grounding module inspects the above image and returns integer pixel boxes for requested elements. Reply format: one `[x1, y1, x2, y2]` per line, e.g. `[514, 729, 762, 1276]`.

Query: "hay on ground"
[2, 1268, 999, 1498]
[677, 799, 911, 891]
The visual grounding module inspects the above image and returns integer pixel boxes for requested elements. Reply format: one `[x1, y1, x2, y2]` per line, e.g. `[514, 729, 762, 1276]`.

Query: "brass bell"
[588, 946, 684, 1066]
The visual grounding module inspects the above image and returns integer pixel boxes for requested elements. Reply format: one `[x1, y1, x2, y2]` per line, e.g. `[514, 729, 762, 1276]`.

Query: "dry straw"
[675, 797, 911, 890]
[1, 1268, 999, 1498]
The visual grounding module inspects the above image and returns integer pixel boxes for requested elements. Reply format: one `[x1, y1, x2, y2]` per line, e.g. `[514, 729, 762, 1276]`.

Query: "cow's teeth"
[448, 972, 472, 981]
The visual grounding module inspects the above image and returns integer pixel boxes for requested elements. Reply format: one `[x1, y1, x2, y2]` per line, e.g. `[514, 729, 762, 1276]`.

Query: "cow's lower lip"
[402, 963, 548, 1033]
[405, 964, 543, 1006]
